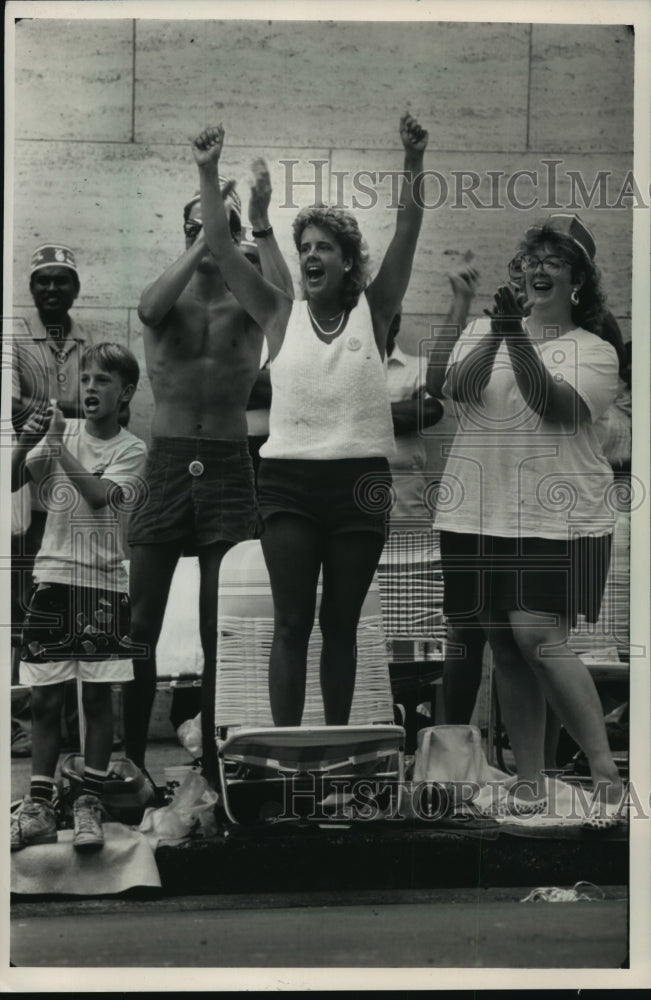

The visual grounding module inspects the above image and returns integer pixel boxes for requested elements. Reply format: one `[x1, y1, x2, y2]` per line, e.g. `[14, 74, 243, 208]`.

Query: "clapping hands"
[248, 157, 272, 230]
[46, 401, 66, 438]
[485, 284, 527, 337]
[19, 403, 55, 446]
[448, 251, 480, 303]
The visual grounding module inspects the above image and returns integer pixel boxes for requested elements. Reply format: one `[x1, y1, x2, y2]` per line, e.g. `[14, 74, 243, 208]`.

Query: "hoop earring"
[571, 288, 580, 306]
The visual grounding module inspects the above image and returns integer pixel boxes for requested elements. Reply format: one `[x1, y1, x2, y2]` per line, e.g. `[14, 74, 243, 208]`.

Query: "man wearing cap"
[11, 245, 90, 755]
[12, 244, 88, 432]
[125, 162, 291, 784]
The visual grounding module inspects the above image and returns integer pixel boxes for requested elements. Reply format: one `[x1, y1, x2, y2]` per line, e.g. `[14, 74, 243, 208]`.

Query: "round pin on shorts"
[347, 336, 361, 351]
[188, 460, 204, 477]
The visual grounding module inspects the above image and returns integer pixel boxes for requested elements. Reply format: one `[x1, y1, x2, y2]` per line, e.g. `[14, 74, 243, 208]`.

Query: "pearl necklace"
[307, 303, 347, 337]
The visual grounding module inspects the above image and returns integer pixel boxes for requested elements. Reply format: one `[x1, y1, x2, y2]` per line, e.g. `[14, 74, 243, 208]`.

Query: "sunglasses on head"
[183, 219, 203, 239]
[184, 215, 241, 243]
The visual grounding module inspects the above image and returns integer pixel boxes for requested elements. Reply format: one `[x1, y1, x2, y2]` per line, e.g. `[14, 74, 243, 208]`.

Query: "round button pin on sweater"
[188, 460, 204, 477]
[347, 337, 361, 351]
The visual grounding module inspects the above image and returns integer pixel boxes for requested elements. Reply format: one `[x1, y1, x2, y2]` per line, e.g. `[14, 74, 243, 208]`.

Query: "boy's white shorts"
[20, 658, 134, 686]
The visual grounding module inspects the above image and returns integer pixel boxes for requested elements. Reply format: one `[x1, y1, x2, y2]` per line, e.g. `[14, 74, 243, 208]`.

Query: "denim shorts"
[257, 457, 392, 538]
[128, 437, 258, 554]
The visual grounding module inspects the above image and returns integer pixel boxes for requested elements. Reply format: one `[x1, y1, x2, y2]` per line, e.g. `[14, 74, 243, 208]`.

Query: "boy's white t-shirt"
[27, 421, 147, 591]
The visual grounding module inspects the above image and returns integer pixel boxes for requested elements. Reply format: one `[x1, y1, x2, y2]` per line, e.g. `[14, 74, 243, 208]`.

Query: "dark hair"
[81, 343, 140, 389]
[599, 310, 628, 382]
[514, 223, 627, 378]
[292, 205, 370, 310]
[517, 223, 628, 374]
[518, 223, 606, 331]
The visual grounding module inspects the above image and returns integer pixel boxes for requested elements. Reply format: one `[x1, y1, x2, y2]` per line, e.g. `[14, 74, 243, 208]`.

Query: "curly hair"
[292, 205, 371, 311]
[517, 223, 628, 376]
[517, 223, 606, 333]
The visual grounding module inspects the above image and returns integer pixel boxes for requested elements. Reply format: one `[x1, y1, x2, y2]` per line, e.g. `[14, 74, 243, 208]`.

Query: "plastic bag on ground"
[176, 712, 203, 760]
[138, 769, 218, 842]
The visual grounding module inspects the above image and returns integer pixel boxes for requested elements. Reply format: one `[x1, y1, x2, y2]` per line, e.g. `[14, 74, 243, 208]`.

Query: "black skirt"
[439, 530, 612, 626]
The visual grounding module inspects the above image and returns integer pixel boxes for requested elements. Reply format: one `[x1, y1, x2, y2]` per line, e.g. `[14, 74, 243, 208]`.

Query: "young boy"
[11, 343, 147, 852]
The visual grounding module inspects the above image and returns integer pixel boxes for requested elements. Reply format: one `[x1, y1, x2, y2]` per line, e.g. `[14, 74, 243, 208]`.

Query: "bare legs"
[479, 611, 547, 795]
[260, 517, 321, 725]
[260, 514, 385, 726]
[508, 609, 622, 804]
[443, 620, 564, 768]
[31, 683, 66, 779]
[31, 679, 113, 779]
[442, 622, 486, 724]
[480, 608, 622, 805]
[125, 542, 184, 769]
[197, 541, 233, 785]
[126, 539, 231, 786]
[319, 532, 385, 724]
[82, 682, 114, 772]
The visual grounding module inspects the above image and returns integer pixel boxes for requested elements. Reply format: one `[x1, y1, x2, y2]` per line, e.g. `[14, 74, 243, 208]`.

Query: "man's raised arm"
[137, 237, 208, 329]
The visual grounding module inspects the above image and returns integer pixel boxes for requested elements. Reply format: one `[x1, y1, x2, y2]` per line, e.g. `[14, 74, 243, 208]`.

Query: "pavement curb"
[155, 823, 628, 896]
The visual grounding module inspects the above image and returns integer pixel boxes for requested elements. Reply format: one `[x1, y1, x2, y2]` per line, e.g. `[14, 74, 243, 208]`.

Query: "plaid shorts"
[376, 528, 445, 642]
[21, 582, 133, 663]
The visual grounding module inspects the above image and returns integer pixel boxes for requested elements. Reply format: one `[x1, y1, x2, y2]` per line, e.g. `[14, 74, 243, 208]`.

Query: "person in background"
[423, 254, 484, 726]
[377, 306, 445, 745]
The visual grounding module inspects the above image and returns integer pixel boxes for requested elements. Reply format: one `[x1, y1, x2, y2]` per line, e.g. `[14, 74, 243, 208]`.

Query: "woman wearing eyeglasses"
[435, 214, 625, 826]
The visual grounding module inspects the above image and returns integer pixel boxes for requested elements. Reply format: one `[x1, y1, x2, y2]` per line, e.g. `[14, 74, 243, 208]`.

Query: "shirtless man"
[125, 163, 291, 784]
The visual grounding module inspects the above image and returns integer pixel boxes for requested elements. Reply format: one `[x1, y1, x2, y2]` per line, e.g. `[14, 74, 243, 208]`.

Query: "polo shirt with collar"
[12, 309, 89, 425]
[12, 309, 90, 513]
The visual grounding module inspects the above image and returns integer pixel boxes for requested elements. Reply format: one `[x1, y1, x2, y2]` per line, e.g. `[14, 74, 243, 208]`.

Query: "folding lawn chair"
[213, 540, 406, 825]
[154, 556, 204, 703]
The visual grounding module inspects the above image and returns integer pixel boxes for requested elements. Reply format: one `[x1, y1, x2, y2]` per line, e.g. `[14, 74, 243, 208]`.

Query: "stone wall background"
[11, 17, 634, 445]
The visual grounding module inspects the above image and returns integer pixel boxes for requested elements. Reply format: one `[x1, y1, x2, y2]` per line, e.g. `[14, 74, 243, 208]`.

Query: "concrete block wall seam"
[11, 18, 634, 445]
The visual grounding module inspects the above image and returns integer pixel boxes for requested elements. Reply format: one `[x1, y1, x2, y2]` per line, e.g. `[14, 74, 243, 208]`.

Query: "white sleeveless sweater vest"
[260, 296, 395, 460]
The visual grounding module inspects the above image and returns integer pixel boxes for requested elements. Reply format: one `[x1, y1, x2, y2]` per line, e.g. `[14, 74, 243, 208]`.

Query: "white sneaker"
[73, 794, 104, 852]
[11, 796, 57, 851]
